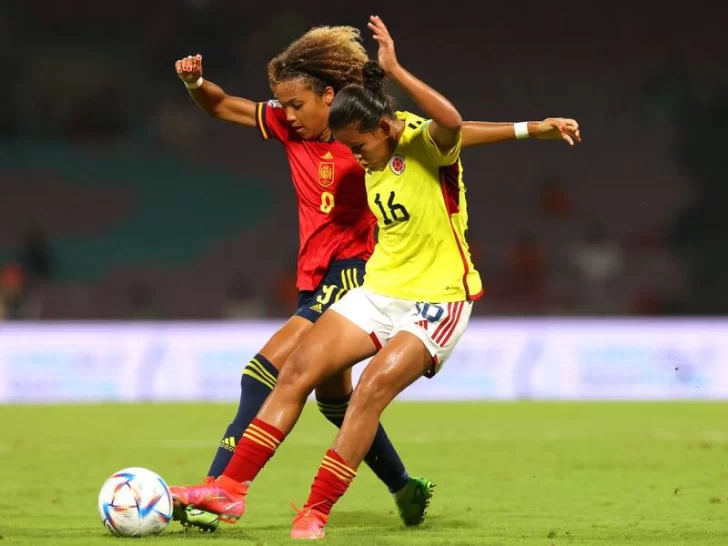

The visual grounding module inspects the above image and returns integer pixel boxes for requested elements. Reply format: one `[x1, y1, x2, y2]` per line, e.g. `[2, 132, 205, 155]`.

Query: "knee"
[315, 371, 352, 401]
[276, 346, 318, 398]
[350, 372, 393, 415]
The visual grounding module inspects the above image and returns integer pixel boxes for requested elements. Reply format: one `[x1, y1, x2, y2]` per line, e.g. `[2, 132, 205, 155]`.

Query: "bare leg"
[256, 309, 377, 435]
[333, 332, 431, 467]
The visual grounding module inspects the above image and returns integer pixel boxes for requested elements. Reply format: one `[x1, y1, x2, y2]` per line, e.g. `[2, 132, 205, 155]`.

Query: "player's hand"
[175, 54, 203, 84]
[368, 15, 400, 74]
[532, 118, 582, 146]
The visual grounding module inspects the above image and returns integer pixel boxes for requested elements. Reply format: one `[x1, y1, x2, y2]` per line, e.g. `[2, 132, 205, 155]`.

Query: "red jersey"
[255, 100, 375, 291]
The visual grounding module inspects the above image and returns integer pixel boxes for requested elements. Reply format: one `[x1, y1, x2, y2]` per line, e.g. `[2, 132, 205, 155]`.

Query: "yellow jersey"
[363, 111, 483, 302]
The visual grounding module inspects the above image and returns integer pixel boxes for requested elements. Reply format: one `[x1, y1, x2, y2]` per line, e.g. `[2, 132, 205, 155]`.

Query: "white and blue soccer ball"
[98, 467, 173, 537]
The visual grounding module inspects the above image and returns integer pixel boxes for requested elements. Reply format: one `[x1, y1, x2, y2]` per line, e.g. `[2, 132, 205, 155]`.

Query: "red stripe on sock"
[250, 418, 285, 442]
[223, 418, 285, 484]
[304, 449, 356, 516]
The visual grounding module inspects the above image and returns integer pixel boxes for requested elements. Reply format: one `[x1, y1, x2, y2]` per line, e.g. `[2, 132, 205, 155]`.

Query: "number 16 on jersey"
[374, 191, 410, 225]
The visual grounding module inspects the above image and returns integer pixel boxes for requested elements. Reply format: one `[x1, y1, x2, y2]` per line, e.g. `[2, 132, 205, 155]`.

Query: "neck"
[388, 118, 405, 154]
[318, 127, 332, 142]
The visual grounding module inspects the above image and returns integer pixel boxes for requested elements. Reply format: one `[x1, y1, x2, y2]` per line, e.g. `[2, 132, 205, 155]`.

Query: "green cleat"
[394, 476, 436, 527]
[173, 505, 220, 533]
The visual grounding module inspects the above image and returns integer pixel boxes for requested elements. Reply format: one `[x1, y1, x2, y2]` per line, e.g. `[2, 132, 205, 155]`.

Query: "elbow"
[452, 117, 463, 134]
[443, 111, 462, 133]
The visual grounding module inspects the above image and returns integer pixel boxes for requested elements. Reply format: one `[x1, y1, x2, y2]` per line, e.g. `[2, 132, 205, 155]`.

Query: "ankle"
[311, 508, 329, 523]
[302, 506, 329, 524]
[217, 474, 249, 496]
[391, 473, 411, 496]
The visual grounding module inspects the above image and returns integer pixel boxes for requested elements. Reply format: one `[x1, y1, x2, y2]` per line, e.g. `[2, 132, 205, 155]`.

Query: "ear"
[378, 117, 394, 136]
[322, 86, 335, 106]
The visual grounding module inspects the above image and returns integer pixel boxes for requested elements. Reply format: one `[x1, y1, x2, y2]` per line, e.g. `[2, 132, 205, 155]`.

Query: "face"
[332, 120, 394, 171]
[272, 80, 334, 140]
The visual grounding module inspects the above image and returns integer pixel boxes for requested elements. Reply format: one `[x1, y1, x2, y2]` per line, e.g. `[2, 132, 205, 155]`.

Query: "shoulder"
[397, 111, 429, 145]
[399, 111, 427, 131]
[395, 110, 460, 167]
[265, 99, 286, 121]
[261, 99, 305, 143]
[398, 110, 427, 128]
[264, 99, 289, 123]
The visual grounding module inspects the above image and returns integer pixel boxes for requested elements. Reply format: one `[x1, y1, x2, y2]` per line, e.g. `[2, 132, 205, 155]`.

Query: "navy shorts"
[296, 258, 366, 323]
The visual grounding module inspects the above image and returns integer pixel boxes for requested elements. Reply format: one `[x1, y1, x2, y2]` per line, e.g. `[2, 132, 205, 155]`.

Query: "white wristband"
[184, 77, 204, 90]
[514, 122, 530, 140]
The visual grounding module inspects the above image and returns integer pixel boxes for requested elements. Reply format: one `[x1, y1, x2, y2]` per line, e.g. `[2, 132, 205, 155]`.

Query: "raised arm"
[461, 118, 581, 148]
[368, 16, 461, 151]
[175, 54, 257, 127]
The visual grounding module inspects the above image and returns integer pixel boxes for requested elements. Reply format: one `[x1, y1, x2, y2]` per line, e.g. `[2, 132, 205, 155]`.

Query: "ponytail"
[329, 61, 394, 132]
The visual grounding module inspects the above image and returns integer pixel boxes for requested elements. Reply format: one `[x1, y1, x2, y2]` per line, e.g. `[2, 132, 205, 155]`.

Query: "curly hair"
[267, 26, 368, 95]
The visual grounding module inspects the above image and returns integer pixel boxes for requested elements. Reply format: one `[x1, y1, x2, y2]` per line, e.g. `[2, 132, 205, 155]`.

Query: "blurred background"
[2, 7, 726, 540]
[1, 0, 727, 321]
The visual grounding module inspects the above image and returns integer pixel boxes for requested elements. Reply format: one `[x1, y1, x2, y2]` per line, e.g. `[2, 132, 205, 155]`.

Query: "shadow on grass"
[331, 510, 479, 532]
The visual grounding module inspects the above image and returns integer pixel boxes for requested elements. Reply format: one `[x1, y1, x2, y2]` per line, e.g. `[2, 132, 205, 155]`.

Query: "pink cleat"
[170, 475, 247, 523]
[290, 503, 328, 540]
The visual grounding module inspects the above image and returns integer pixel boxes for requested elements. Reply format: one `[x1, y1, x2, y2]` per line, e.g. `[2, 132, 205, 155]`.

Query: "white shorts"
[330, 287, 473, 377]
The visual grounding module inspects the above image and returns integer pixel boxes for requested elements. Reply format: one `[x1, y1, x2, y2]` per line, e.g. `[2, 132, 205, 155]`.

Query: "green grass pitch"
[0, 402, 725, 545]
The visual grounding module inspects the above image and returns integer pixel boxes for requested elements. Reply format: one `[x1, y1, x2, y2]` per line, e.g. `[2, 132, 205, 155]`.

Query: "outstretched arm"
[461, 118, 581, 148]
[368, 15, 461, 151]
[175, 54, 257, 127]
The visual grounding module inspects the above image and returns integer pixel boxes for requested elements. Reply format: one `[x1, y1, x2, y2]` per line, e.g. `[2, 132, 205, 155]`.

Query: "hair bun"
[362, 60, 386, 94]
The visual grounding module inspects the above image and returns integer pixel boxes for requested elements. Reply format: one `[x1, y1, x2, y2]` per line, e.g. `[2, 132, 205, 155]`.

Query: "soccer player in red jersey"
[172, 25, 580, 532]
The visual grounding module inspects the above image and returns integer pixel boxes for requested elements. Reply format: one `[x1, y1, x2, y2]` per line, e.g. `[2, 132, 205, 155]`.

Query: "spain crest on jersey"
[318, 161, 335, 187]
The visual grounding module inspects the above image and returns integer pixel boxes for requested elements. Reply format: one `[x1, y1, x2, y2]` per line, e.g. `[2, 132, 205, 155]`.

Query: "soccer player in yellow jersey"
[324, 70, 481, 371]
[281, 18, 481, 537]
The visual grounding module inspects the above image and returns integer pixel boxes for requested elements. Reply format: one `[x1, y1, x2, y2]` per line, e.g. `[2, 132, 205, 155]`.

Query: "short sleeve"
[413, 120, 462, 167]
[255, 100, 291, 143]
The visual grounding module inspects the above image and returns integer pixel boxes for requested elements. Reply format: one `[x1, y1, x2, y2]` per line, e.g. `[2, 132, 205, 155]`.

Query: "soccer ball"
[98, 467, 173, 537]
